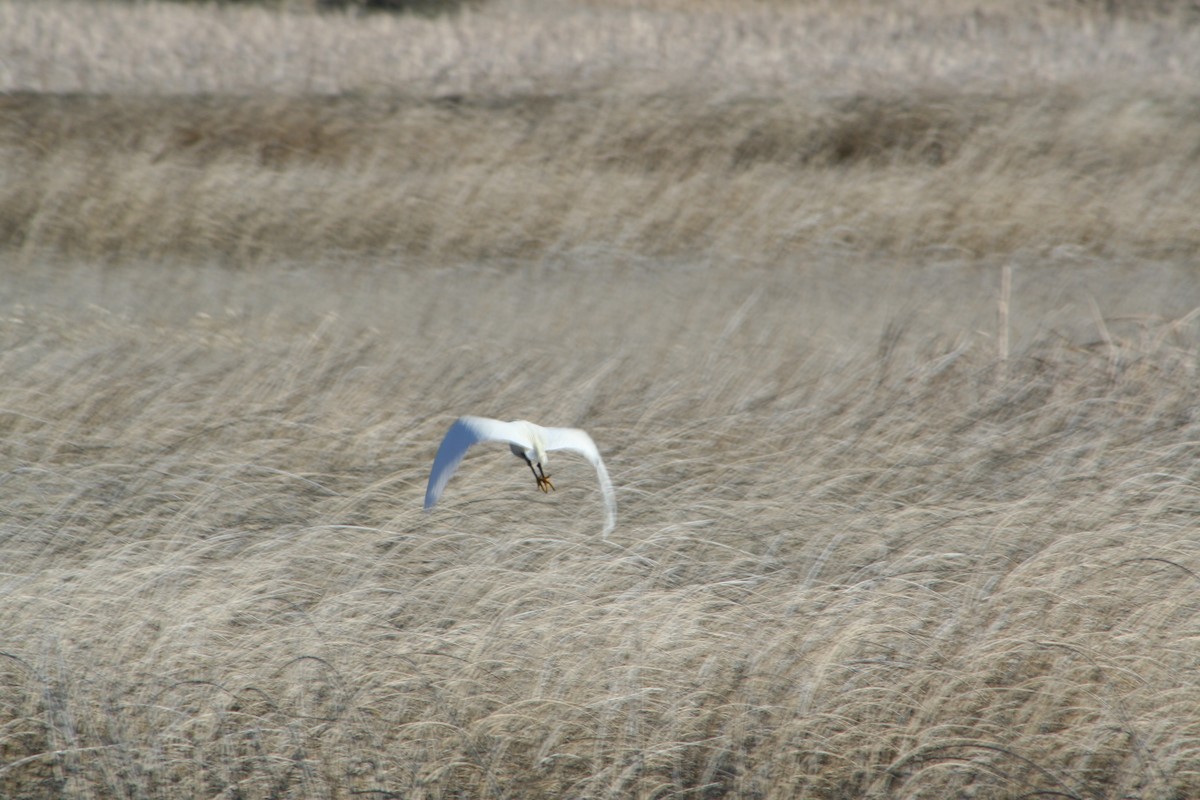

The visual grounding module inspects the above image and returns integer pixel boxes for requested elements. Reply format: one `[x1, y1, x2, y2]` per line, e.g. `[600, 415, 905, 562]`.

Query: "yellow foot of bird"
[537, 474, 555, 493]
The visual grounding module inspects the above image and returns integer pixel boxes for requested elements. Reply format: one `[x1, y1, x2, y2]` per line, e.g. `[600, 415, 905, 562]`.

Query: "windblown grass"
[5, 86, 1200, 266]
[4, 1, 1200, 798]
[3, 0, 1200, 265]
[4, 258, 1200, 798]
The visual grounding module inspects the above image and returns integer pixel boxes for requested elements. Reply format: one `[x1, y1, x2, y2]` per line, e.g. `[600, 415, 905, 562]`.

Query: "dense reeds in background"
[3, 1, 1200, 797]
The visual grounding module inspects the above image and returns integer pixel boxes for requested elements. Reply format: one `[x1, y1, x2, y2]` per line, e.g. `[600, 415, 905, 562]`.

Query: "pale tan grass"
[4, 259, 1200, 797]
[5, 87, 1200, 265]
[3, 1, 1200, 265]
[4, 0, 1198, 95]
[3, 1, 1200, 796]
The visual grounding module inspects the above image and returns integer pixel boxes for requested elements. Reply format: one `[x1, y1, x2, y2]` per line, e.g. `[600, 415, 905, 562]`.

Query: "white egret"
[424, 416, 616, 537]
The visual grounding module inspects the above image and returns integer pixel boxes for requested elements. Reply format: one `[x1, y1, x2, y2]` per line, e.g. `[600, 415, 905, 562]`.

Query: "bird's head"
[515, 420, 549, 466]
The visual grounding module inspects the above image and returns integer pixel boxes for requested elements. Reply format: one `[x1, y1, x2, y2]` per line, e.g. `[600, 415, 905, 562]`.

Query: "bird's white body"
[424, 416, 616, 537]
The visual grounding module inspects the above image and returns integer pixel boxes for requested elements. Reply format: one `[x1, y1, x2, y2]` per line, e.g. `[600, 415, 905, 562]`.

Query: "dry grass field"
[4, 1, 1200, 798]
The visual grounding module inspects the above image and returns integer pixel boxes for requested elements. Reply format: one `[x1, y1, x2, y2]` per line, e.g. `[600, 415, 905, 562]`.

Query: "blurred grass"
[5, 258, 1200, 798]
[5, 87, 1200, 265]
[2, 0, 1200, 267]
[4, 1, 1200, 798]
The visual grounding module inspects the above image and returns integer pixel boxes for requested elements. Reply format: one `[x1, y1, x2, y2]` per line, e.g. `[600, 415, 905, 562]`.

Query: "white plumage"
[424, 416, 616, 537]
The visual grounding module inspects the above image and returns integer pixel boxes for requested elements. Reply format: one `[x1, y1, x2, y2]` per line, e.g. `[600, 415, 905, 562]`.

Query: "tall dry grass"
[3, 0, 1200, 265]
[5, 258, 1200, 798]
[4, 0, 1199, 96]
[4, 0, 1200, 798]
[5, 87, 1200, 266]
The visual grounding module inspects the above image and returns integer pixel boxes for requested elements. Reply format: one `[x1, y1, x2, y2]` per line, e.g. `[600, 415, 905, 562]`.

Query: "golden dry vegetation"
[3, 1, 1200, 798]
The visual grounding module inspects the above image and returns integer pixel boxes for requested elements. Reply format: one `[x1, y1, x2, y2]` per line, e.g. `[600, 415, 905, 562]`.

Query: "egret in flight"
[424, 416, 616, 537]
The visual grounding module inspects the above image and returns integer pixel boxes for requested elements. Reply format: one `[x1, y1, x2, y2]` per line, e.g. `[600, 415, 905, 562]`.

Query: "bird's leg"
[525, 457, 554, 493]
[536, 463, 555, 493]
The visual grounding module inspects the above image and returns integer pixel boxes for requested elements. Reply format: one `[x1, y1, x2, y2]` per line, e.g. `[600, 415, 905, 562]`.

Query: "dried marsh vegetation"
[4, 0, 1200, 798]
[7, 87, 1200, 264]
[6, 259, 1200, 799]
[3, 0, 1200, 265]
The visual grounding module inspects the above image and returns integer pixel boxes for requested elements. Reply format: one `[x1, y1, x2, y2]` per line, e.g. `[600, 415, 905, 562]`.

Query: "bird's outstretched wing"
[541, 426, 617, 537]
[424, 416, 530, 510]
